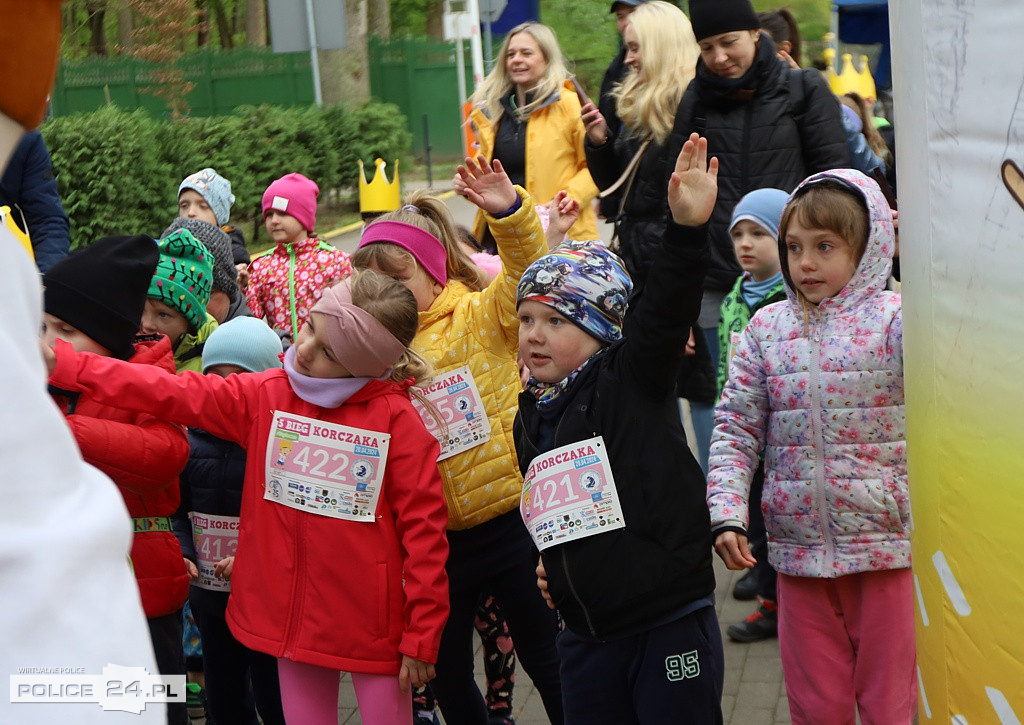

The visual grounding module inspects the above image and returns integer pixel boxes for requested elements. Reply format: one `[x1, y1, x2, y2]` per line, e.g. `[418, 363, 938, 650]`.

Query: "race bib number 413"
[263, 412, 390, 522]
[519, 436, 625, 551]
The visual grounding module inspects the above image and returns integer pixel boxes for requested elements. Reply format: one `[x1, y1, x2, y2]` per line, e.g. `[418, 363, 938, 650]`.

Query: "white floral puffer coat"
[707, 168, 907, 579]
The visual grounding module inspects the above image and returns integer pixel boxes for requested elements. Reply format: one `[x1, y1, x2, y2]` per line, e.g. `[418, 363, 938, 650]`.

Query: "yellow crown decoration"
[358, 158, 401, 214]
[823, 46, 842, 95]
[826, 50, 877, 102]
[856, 54, 877, 102]
[1, 205, 33, 261]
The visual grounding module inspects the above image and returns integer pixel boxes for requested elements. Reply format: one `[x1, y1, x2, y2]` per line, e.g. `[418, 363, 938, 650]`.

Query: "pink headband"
[311, 280, 407, 378]
[358, 220, 448, 286]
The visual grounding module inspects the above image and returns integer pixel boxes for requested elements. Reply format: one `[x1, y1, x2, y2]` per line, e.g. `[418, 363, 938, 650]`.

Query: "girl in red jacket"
[45, 269, 451, 725]
[41, 234, 192, 725]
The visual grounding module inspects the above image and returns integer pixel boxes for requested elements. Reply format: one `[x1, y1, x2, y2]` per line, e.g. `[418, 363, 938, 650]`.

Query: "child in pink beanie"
[245, 173, 352, 336]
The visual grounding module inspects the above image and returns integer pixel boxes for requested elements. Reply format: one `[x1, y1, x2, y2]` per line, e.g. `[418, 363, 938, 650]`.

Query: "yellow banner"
[894, 1, 1024, 721]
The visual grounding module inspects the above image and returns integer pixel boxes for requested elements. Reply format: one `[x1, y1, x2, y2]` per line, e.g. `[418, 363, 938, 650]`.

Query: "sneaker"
[732, 569, 758, 601]
[727, 598, 778, 643]
[414, 709, 440, 725]
[185, 681, 206, 720]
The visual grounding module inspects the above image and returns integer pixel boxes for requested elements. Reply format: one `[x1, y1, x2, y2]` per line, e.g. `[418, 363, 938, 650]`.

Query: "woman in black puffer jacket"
[582, 0, 699, 297]
[667, 0, 850, 471]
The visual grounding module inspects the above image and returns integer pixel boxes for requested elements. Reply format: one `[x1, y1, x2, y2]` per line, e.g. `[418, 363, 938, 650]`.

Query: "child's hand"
[713, 531, 757, 571]
[549, 190, 579, 238]
[39, 339, 56, 376]
[668, 133, 719, 227]
[536, 556, 555, 610]
[581, 101, 609, 146]
[214, 556, 235, 581]
[236, 263, 250, 293]
[184, 558, 199, 580]
[398, 656, 436, 693]
[453, 156, 518, 215]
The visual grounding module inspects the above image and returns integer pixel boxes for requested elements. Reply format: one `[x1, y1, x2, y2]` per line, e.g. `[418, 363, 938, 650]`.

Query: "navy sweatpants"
[556, 605, 724, 724]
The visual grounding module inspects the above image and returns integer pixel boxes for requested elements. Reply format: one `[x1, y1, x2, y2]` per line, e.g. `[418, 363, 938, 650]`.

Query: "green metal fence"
[368, 36, 473, 158]
[52, 48, 315, 118]
[52, 39, 470, 158]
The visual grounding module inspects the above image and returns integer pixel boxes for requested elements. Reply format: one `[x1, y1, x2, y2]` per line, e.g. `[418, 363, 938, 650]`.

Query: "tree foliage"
[60, 0, 268, 59]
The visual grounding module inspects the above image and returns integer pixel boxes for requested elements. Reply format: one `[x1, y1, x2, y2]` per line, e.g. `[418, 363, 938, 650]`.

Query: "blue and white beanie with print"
[178, 168, 236, 227]
[516, 241, 633, 344]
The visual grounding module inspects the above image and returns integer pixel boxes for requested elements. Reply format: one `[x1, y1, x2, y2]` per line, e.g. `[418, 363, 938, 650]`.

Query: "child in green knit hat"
[141, 228, 216, 372]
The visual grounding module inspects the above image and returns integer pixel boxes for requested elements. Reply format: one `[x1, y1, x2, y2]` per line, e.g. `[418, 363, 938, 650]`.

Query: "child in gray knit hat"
[163, 217, 248, 324]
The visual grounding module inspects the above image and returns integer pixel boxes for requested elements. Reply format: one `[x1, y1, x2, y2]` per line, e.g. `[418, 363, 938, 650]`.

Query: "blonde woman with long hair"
[582, 0, 699, 294]
[468, 22, 598, 245]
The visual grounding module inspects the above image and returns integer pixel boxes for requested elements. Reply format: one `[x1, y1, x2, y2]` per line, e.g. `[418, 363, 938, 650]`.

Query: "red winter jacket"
[50, 342, 450, 674]
[49, 335, 190, 618]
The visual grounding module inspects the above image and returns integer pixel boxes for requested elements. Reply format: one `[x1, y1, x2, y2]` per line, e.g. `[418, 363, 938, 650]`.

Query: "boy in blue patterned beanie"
[513, 135, 726, 722]
[517, 241, 632, 347]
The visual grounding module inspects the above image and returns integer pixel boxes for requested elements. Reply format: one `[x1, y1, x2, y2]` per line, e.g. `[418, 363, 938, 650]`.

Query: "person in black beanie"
[42, 235, 160, 359]
[41, 234, 193, 725]
[666, 0, 850, 475]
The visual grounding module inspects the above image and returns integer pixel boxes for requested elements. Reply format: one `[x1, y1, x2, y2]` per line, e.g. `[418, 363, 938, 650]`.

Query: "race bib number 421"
[519, 436, 625, 551]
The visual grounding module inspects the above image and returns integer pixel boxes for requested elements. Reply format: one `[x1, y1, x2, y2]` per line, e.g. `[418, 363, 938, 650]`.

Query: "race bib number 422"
[263, 411, 390, 522]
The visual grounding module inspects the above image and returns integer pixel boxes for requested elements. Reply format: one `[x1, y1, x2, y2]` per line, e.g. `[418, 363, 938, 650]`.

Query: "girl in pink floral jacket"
[707, 168, 914, 725]
[246, 173, 352, 335]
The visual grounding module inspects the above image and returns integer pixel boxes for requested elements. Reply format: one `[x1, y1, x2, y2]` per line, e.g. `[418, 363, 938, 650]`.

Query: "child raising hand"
[517, 134, 724, 723]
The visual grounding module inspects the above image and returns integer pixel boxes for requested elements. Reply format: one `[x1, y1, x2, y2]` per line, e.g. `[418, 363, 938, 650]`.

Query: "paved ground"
[327, 189, 791, 723]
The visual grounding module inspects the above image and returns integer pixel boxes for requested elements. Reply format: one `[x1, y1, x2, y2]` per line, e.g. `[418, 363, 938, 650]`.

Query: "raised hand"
[453, 155, 518, 215]
[581, 101, 609, 146]
[667, 133, 719, 227]
[548, 190, 579, 239]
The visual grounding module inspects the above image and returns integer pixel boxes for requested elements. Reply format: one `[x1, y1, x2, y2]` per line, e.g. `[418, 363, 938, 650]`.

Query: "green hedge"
[41, 102, 412, 249]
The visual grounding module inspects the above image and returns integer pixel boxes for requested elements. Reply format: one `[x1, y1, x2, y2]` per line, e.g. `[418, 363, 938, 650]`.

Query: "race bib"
[729, 330, 742, 362]
[411, 365, 491, 461]
[264, 411, 389, 522]
[520, 436, 625, 551]
[190, 513, 239, 592]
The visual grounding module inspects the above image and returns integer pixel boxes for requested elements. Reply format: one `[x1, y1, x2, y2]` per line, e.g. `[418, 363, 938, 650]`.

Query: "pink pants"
[277, 658, 412, 725]
[777, 569, 917, 725]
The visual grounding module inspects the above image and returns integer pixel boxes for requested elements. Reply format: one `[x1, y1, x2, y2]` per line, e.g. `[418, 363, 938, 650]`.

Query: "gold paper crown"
[824, 48, 877, 101]
[1, 205, 33, 261]
[358, 158, 401, 214]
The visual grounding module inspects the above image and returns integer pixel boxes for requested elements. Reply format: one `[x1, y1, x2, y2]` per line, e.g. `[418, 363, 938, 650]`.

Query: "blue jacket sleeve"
[0, 131, 70, 273]
[841, 110, 884, 175]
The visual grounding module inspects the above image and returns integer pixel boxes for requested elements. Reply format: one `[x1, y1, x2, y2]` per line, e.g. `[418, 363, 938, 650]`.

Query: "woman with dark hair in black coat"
[666, 0, 850, 472]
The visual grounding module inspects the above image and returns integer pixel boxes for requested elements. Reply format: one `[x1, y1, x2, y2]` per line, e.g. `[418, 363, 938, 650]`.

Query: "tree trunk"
[85, 0, 109, 56]
[196, 0, 210, 47]
[116, 0, 134, 51]
[245, 0, 267, 47]
[367, 0, 390, 37]
[424, 0, 444, 39]
[209, 0, 234, 49]
[318, 0, 370, 106]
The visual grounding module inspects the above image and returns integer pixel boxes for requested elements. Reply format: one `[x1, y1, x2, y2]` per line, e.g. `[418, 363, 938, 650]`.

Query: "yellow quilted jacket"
[470, 80, 599, 242]
[415, 188, 547, 530]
